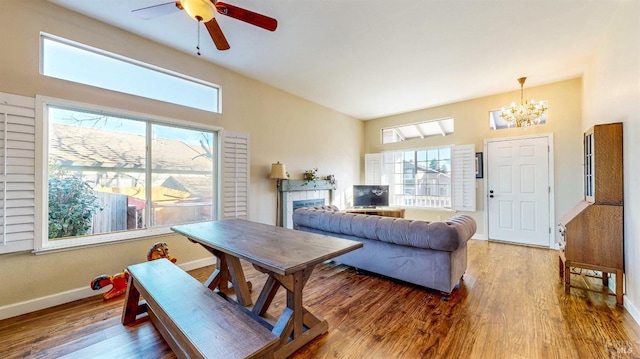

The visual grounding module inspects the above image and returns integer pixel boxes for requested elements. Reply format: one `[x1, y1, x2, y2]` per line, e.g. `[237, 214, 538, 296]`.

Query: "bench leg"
[122, 277, 141, 324]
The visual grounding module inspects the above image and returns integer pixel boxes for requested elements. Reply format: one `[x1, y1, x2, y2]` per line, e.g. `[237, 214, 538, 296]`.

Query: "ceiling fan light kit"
[132, 0, 278, 52]
[180, 0, 215, 22]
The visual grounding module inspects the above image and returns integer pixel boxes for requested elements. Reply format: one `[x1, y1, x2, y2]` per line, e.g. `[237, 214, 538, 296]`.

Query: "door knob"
[489, 190, 494, 193]
[489, 195, 494, 198]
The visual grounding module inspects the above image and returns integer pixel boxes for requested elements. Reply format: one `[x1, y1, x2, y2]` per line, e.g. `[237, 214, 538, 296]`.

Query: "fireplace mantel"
[279, 180, 336, 228]
[280, 180, 336, 192]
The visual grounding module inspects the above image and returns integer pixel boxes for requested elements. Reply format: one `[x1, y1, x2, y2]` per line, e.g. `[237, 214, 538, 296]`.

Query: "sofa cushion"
[292, 206, 476, 252]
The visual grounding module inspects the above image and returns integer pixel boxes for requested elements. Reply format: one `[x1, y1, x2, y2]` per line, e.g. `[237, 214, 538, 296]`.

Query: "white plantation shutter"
[0, 93, 36, 254]
[364, 153, 382, 185]
[220, 131, 249, 219]
[452, 144, 476, 211]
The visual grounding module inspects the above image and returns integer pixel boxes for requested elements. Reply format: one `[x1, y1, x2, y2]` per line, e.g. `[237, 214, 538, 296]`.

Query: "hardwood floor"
[2, 239, 639, 358]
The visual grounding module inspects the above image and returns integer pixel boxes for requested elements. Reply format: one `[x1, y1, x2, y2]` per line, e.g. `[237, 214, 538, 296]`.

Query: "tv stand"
[344, 207, 405, 218]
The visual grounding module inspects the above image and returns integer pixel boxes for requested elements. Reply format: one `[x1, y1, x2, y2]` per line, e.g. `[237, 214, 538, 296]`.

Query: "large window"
[42, 99, 218, 247]
[383, 148, 452, 208]
[366, 144, 475, 211]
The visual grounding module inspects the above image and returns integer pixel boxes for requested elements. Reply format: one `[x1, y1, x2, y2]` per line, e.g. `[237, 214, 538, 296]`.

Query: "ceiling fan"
[132, 0, 278, 51]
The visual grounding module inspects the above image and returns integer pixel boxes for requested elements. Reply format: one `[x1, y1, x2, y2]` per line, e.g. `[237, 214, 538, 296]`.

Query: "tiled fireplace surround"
[278, 180, 336, 229]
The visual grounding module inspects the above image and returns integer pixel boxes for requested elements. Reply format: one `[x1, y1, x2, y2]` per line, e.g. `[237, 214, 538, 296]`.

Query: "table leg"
[259, 266, 329, 359]
[253, 275, 280, 316]
[225, 253, 253, 307]
[204, 253, 229, 291]
[290, 271, 304, 339]
[198, 246, 230, 291]
[198, 244, 253, 306]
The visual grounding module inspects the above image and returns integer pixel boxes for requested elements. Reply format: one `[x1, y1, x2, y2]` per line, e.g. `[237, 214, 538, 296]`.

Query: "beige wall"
[364, 78, 584, 239]
[582, 1, 640, 320]
[0, 1, 362, 310]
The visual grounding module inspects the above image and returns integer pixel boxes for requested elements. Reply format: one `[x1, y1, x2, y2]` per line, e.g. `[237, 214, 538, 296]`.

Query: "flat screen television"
[353, 185, 389, 208]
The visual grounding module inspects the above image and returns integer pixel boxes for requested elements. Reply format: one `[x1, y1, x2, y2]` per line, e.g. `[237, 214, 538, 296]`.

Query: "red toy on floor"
[90, 271, 130, 300]
[90, 242, 177, 300]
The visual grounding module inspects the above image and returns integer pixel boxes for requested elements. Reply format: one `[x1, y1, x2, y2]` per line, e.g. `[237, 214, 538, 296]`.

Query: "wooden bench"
[121, 258, 279, 359]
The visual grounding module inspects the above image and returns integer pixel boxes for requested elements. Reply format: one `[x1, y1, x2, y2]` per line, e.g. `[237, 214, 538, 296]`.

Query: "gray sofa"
[292, 205, 477, 295]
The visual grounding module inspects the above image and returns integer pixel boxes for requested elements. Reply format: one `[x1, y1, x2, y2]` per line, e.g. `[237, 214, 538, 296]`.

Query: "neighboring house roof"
[49, 123, 213, 171]
[50, 123, 214, 196]
[162, 175, 212, 195]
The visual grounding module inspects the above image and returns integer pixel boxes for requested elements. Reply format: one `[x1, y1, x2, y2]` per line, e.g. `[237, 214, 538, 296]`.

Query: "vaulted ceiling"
[48, 0, 625, 120]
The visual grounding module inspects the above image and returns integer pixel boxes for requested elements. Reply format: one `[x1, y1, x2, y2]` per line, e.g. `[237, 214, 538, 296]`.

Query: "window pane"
[46, 104, 217, 241]
[48, 107, 147, 239]
[381, 145, 453, 209]
[151, 124, 215, 226]
[41, 34, 220, 113]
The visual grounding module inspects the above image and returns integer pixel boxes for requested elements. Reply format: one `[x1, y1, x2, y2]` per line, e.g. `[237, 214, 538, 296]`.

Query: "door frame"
[483, 133, 556, 248]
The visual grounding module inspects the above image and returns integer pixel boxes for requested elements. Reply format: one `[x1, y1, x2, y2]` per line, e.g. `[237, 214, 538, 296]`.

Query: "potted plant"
[302, 168, 319, 187]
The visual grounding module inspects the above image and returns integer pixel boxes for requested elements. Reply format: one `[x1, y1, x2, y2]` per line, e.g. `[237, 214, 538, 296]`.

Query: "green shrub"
[48, 169, 101, 239]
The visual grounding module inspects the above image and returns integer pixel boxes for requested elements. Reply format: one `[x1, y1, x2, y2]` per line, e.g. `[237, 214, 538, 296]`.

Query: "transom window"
[41, 98, 218, 248]
[40, 33, 220, 113]
[382, 118, 454, 144]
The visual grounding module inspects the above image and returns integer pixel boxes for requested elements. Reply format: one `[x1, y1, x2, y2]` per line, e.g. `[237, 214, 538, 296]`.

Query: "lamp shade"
[181, 0, 215, 22]
[269, 162, 287, 180]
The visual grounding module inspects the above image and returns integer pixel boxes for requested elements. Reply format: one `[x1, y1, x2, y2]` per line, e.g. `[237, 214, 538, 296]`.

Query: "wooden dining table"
[170, 218, 363, 359]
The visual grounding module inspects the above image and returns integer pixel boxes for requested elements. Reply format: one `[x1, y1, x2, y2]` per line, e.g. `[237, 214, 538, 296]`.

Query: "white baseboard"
[0, 257, 216, 321]
[624, 296, 640, 326]
[472, 233, 487, 240]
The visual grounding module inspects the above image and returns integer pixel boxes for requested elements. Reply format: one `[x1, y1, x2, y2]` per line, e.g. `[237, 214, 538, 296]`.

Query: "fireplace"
[278, 180, 335, 229]
[293, 199, 325, 211]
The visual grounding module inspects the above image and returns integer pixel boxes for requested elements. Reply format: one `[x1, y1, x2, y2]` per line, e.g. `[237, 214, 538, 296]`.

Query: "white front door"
[487, 136, 550, 247]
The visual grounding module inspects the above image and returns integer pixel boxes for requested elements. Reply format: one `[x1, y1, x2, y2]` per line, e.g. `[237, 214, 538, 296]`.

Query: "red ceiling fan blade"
[205, 18, 231, 50]
[132, 2, 181, 20]
[215, 2, 278, 32]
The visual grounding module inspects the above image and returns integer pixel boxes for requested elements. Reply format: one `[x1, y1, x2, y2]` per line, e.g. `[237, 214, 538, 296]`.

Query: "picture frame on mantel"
[475, 152, 483, 178]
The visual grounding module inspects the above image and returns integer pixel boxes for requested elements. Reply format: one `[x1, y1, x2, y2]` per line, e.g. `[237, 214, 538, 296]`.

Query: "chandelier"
[500, 77, 548, 128]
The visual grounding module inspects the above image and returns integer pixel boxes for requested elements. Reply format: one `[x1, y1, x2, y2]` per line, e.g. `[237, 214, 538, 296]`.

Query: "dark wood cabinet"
[583, 123, 624, 204]
[558, 122, 623, 305]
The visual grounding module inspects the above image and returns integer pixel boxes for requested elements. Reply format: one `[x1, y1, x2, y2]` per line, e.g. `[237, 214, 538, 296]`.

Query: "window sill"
[33, 227, 175, 255]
